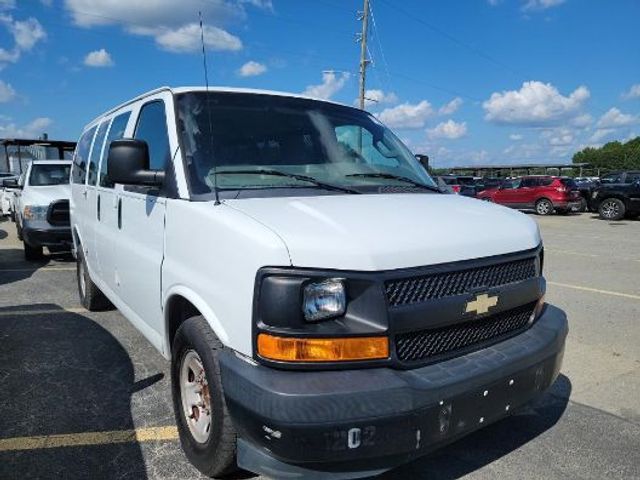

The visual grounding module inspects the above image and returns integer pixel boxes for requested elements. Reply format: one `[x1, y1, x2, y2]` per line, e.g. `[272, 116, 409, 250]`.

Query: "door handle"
[97, 194, 101, 221]
[82, 190, 88, 198]
[117, 198, 122, 229]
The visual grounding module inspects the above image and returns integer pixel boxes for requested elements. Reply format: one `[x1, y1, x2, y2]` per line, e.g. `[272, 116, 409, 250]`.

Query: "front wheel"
[171, 316, 237, 478]
[23, 242, 43, 261]
[535, 198, 553, 215]
[599, 198, 625, 221]
[76, 247, 112, 311]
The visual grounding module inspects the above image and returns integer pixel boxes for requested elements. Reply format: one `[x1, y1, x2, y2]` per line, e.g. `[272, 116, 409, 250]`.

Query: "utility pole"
[358, 0, 370, 110]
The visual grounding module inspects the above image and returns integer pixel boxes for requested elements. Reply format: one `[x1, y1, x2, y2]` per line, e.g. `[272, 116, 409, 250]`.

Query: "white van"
[70, 87, 567, 479]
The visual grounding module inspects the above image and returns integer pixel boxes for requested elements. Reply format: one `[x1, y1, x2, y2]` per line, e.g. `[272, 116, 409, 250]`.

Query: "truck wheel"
[76, 248, 112, 311]
[24, 242, 43, 261]
[535, 199, 553, 215]
[599, 198, 625, 221]
[171, 316, 237, 478]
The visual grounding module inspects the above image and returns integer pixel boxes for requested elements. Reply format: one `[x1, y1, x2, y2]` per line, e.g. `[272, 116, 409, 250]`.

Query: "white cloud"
[589, 128, 615, 143]
[0, 14, 46, 67]
[0, 117, 52, 138]
[595, 108, 639, 129]
[302, 71, 350, 100]
[84, 48, 114, 67]
[503, 142, 543, 160]
[509, 133, 523, 141]
[427, 120, 468, 140]
[0, 79, 16, 102]
[0, 0, 15, 10]
[238, 60, 267, 77]
[522, 0, 565, 11]
[622, 84, 640, 100]
[155, 24, 242, 53]
[377, 100, 434, 129]
[438, 97, 463, 115]
[63, 0, 255, 53]
[570, 113, 592, 128]
[483, 81, 590, 126]
[361, 89, 398, 107]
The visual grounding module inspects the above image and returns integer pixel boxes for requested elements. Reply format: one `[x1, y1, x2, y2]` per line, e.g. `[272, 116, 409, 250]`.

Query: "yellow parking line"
[548, 281, 640, 301]
[0, 267, 76, 272]
[0, 426, 179, 452]
[0, 307, 86, 317]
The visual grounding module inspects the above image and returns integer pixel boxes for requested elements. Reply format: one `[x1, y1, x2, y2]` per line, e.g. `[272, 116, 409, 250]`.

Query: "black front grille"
[48, 200, 70, 226]
[385, 257, 537, 307]
[395, 302, 536, 364]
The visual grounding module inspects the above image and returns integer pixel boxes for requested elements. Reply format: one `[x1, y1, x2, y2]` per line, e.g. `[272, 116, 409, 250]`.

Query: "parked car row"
[436, 173, 640, 220]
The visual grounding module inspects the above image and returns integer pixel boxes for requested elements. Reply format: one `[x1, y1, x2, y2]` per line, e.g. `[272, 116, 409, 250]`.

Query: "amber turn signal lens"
[257, 334, 389, 362]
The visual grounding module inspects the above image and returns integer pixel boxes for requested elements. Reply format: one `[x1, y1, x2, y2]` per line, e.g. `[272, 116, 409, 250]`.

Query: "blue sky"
[1, 0, 639, 167]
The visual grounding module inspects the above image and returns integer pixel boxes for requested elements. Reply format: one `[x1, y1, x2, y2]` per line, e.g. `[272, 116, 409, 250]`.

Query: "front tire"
[598, 198, 625, 221]
[535, 198, 553, 215]
[171, 316, 237, 478]
[23, 242, 43, 261]
[76, 247, 112, 311]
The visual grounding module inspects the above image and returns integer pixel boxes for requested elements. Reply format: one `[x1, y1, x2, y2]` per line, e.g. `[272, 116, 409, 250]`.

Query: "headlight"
[23, 205, 48, 221]
[303, 278, 346, 322]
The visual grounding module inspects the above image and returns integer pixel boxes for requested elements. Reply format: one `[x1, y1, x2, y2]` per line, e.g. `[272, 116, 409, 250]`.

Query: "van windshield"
[175, 92, 436, 197]
[29, 164, 71, 186]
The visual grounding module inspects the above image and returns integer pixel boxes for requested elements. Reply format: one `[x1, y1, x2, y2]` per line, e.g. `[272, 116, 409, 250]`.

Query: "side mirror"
[3, 178, 20, 189]
[107, 139, 165, 186]
[415, 154, 429, 171]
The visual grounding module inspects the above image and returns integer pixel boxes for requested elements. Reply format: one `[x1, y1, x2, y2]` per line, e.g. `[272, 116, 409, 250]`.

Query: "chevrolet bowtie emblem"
[465, 293, 499, 315]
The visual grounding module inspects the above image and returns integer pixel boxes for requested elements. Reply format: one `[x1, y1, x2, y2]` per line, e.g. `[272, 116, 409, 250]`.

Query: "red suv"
[477, 176, 582, 215]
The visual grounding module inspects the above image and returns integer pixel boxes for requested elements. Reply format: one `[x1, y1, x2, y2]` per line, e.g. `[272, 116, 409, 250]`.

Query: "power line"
[368, 0, 394, 93]
[377, 0, 521, 78]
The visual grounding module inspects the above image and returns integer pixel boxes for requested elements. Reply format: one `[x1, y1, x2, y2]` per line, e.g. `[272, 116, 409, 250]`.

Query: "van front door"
[113, 97, 173, 349]
[94, 111, 132, 287]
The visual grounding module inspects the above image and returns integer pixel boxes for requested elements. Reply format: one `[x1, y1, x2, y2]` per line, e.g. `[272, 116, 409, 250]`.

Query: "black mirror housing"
[3, 178, 20, 189]
[107, 139, 165, 186]
[415, 154, 429, 171]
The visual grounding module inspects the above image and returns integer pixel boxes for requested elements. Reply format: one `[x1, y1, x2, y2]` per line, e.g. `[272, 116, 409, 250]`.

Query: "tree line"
[573, 136, 640, 171]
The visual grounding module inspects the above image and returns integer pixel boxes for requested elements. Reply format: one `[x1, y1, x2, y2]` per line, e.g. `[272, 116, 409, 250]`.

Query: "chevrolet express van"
[70, 87, 567, 479]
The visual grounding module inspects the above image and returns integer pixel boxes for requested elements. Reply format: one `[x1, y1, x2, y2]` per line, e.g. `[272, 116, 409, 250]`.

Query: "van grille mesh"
[385, 257, 537, 307]
[395, 302, 536, 363]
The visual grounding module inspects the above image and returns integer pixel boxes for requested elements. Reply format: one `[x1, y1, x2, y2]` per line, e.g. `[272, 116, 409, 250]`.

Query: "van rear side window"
[99, 112, 131, 188]
[88, 122, 109, 186]
[72, 126, 96, 184]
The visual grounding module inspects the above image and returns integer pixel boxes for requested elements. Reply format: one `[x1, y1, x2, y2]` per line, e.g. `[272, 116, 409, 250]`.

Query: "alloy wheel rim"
[537, 201, 550, 214]
[602, 201, 619, 218]
[180, 350, 212, 444]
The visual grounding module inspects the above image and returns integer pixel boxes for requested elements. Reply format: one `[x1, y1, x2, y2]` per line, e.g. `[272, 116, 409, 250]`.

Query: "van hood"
[226, 193, 541, 271]
[23, 184, 71, 206]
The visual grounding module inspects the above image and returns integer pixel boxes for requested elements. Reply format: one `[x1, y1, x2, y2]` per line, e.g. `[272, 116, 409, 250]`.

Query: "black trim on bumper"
[221, 304, 567, 478]
[22, 226, 72, 248]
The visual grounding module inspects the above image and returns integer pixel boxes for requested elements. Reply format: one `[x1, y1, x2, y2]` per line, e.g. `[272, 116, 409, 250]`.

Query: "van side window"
[99, 112, 131, 188]
[72, 126, 96, 184]
[87, 122, 109, 186]
[134, 101, 170, 171]
[521, 178, 537, 188]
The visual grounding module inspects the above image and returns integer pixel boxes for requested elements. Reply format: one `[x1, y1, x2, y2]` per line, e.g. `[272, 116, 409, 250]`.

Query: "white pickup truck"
[11, 160, 72, 260]
[70, 87, 567, 479]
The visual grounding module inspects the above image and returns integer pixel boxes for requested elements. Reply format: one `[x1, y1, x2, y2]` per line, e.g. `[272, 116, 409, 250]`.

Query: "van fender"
[163, 285, 230, 358]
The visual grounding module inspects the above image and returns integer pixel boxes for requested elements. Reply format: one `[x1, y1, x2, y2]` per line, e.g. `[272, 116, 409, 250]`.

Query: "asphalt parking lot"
[0, 212, 639, 480]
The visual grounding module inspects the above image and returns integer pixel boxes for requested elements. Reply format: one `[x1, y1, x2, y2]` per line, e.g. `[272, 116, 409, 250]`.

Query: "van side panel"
[162, 200, 291, 357]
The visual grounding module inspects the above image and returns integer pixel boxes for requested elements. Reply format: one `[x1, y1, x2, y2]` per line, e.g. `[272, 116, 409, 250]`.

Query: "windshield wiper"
[345, 172, 441, 192]
[216, 169, 361, 194]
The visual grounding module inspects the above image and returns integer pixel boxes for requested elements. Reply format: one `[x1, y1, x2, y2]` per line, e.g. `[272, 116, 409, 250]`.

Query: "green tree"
[573, 136, 640, 171]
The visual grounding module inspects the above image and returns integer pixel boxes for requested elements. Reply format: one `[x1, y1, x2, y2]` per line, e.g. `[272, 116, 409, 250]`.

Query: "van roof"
[87, 86, 351, 130]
